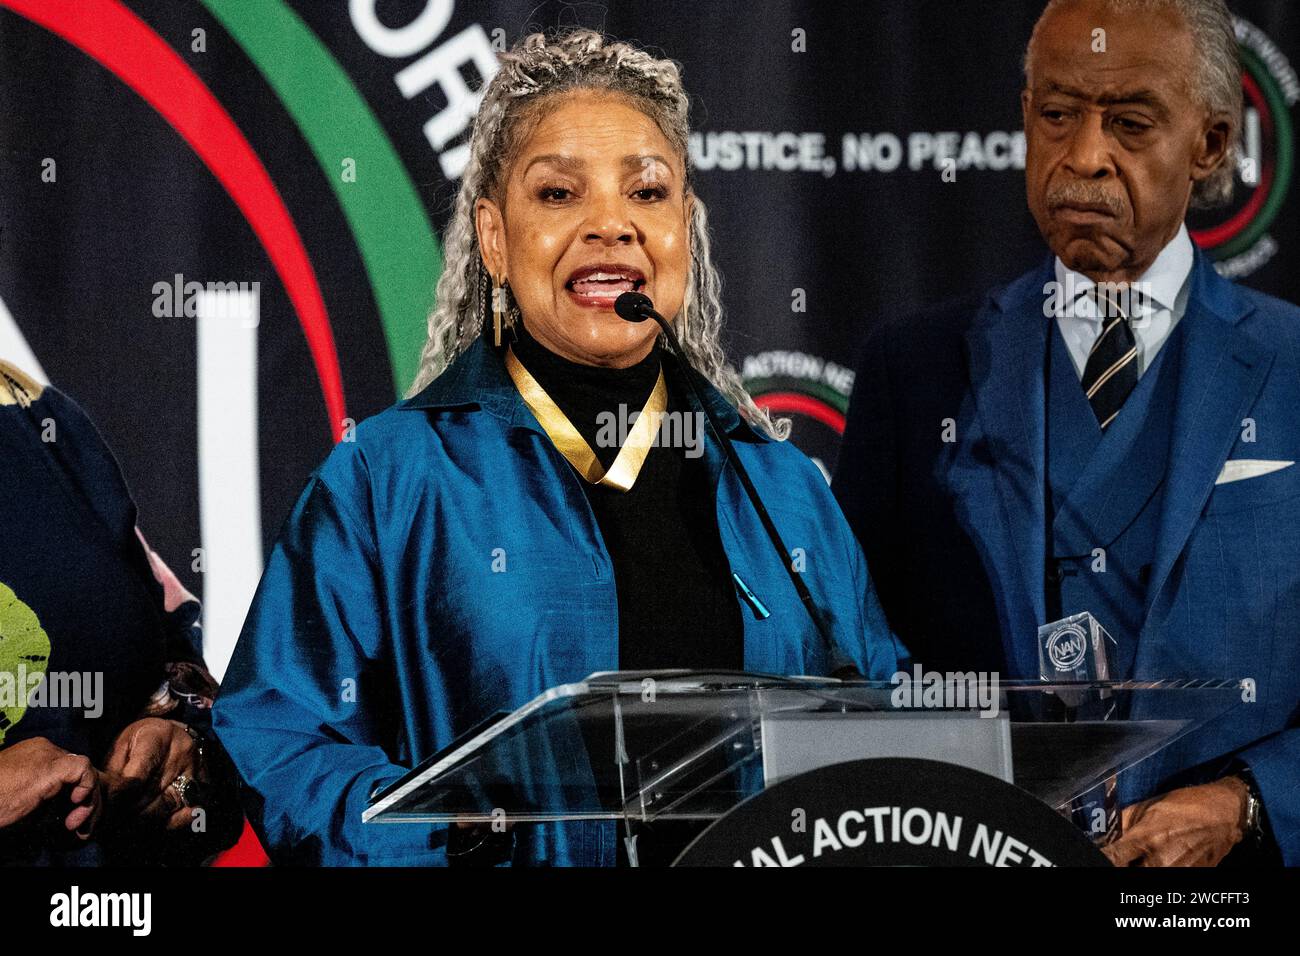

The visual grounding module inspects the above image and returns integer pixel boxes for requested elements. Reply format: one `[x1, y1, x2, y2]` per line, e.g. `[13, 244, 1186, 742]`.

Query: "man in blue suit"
[835, 0, 1298, 866]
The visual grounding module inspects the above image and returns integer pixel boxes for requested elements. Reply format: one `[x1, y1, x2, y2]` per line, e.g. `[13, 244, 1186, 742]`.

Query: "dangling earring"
[492, 275, 505, 347]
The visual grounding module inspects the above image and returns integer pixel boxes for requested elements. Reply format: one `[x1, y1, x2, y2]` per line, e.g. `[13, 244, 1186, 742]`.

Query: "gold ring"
[169, 773, 195, 808]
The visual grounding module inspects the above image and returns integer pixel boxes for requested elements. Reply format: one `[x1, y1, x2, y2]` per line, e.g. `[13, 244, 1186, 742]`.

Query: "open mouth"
[564, 264, 647, 308]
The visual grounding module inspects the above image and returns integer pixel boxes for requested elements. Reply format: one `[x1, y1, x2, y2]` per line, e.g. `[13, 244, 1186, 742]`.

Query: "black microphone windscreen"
[614, 291, 653, 322]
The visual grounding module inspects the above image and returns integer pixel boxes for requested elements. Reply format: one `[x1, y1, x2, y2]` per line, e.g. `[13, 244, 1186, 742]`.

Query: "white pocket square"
[1215, 459, 1295, 485]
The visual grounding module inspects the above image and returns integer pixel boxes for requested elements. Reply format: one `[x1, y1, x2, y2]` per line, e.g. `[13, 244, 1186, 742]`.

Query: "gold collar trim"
[504, 346, 667, 492]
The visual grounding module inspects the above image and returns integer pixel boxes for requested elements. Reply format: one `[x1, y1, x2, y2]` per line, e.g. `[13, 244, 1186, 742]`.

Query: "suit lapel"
[1143, 253, 1272, 631]
[963, 262, 1052, 675]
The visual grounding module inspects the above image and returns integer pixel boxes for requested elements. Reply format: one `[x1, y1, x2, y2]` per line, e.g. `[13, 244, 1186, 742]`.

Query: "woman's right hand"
[0, 736, 103, 838]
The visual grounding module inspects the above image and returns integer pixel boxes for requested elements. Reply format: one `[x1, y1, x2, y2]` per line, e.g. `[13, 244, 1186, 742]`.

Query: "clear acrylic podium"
[363, 671, 1248, 846]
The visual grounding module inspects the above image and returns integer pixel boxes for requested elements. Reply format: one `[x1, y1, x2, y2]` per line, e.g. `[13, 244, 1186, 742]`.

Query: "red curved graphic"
[755, 392, 846, 434]
[2, 0, 346, 440]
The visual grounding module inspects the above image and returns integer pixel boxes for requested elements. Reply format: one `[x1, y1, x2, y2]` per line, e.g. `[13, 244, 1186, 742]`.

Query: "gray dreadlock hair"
[1025, 0, 1243, 208]
[406, 28, 789, 440]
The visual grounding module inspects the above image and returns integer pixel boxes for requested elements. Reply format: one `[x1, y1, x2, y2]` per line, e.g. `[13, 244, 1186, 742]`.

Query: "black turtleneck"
[510, 324, 745, 865]
[509, 322, 744, 674]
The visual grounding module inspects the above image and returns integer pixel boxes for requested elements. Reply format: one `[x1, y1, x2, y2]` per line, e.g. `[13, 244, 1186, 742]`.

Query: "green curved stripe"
[200, 0, 441, 396]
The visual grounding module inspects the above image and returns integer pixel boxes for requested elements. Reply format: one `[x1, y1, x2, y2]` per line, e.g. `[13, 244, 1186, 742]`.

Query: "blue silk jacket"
[213, 338, 900, 866]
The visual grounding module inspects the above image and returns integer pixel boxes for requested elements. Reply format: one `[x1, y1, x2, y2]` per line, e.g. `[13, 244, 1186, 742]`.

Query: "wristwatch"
[1234, 765, 1265, 848]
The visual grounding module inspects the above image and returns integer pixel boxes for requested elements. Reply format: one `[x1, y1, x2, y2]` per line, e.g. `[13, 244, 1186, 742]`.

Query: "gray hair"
[408, 29, 788, 440]
[1024, 0, 1242, 207]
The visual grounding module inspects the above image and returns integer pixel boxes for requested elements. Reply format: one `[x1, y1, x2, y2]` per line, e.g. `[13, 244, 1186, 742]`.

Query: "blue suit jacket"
[834, 248, 1300, 864]
[214, 338, 899, 866]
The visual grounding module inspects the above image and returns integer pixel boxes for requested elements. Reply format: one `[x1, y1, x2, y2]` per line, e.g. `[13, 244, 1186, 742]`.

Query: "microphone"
[613, 291, 655, 324]
[614, 291, 840, 668]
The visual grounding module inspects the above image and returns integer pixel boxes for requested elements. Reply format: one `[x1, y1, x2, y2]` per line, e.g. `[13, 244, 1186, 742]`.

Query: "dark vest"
[1044, 319, 1184, 679]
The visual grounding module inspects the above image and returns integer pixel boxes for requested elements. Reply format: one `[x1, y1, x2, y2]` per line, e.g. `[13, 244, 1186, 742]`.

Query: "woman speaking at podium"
[214, 29, 899, 866]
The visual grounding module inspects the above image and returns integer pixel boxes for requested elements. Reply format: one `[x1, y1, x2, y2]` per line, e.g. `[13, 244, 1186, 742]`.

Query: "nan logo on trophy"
[1046, 623, 1090, 673]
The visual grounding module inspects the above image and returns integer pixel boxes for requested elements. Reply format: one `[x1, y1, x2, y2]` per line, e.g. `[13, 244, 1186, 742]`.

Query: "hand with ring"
[102, 718, 206, 832]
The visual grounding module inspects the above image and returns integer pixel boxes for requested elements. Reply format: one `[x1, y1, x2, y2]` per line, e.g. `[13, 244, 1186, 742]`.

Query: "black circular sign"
[674, 758, 1109, 867]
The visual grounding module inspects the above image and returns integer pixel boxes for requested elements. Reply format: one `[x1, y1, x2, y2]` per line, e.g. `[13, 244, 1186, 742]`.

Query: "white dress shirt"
[1053, 223, 1195, 380]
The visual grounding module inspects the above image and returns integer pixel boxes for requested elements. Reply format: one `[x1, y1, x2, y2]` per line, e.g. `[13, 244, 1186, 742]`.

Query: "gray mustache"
[1046, 183, 1125, 216]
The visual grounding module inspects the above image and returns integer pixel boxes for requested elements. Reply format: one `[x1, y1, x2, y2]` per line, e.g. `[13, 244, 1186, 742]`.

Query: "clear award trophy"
[1038, 612, 1120, 843]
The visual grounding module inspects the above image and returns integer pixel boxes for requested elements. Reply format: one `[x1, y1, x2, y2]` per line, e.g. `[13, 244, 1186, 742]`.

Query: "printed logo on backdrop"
[743, 350, 854, 480]
[1191, 17, 1299, 278]
[0, 0, 496, 688]
[690, 129, 1025, 178]
[674, 758, 1108, 867]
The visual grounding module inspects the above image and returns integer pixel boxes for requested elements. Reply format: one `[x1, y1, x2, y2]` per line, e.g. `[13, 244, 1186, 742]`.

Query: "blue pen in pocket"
[732, 571, 771, 620]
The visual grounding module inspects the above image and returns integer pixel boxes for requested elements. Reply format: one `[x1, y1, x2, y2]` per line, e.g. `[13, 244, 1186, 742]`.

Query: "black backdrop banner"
[1, 0, 1297, 675]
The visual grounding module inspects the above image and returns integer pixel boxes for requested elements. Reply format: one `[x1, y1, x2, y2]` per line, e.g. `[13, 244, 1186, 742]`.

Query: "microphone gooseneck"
[612, 291, 844, 672]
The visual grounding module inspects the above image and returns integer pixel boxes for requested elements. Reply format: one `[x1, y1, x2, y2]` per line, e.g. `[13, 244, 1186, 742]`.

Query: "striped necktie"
[1080, 287, 1138, 431]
